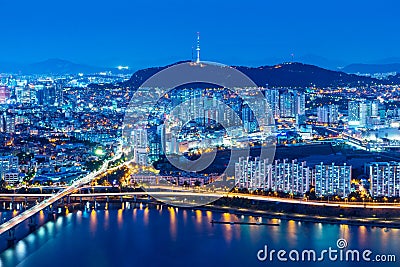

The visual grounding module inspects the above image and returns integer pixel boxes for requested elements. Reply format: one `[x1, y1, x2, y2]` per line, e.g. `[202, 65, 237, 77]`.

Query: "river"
[0, 203, 398, 267]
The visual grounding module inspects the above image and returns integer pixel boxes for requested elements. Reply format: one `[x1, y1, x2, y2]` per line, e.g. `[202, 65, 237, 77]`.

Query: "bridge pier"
[134, 195, 137, 202]
[106, 196, 109, 202]
[28, 217, 37, 233]
[120, 196, 123, 202]
[6, 228, 16, 247]
[46, 206, 55, 221]
[47, 212, 55, 221]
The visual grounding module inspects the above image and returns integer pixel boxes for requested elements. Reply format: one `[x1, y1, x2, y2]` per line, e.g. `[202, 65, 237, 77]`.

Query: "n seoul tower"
[196, 32, 201, 63]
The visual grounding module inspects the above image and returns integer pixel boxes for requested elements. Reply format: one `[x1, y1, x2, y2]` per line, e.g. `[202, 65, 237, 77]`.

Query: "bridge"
[0, 149, 125, 236]
[2, 189, 400, 237]
[1, 191, 400, 207]
[1, 188, 400, 239]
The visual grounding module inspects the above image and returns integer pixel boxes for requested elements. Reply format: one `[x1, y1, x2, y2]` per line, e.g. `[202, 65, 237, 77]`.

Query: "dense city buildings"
[235, 157, 272, 190]
[0, 72, 129, 188]
[314, 162, 351, 197]
[278, 90, 305, 119]
[235, 156, 350, 197]
[317, 104, 338, 125]
[273, 159, 310, 195]
[2, 65, 400, 199]
[347, 99, 380, 128]
[367, 162, 400, 197]
[0, 155, 19, 184]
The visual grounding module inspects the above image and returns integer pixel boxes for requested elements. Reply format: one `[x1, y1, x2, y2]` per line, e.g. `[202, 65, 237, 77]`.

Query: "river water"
[0, 203, 398, 267]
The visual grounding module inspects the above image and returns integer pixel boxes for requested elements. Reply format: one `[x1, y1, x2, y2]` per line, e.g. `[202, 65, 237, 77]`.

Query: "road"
[1, 191, 400, 209]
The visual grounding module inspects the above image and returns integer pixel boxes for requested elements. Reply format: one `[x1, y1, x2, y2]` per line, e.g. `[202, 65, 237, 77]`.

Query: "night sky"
[0, 0, 399, 69]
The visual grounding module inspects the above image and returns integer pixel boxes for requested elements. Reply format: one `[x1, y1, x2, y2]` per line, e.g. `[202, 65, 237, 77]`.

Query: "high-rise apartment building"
[366, 162, 400, 197]
[314, 162, 351, 197]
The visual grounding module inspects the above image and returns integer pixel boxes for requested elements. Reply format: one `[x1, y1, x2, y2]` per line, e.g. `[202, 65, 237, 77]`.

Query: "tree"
[85, 160, 102, 172]
[305, 186, 317, 200]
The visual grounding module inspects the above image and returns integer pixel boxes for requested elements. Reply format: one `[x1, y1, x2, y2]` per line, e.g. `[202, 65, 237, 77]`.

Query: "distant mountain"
[0, 58, 130, 75]
[296, 54, 348, 70]
[27, 59, 106, 74]
[369, 57, 400, 64]
[124, 61, 380, 88]
[342, 63, 400, 74]
[235, 62, 379, 87]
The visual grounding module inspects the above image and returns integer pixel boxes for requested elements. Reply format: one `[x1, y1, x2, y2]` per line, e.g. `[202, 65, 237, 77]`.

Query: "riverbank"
[2, 193, 400, 230]
[202, 197, 400, 229]
[202, 205, 400, 228]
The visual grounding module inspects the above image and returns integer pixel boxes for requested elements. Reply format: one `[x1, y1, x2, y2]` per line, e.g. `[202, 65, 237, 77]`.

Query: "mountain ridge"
[342, 63, 400, 74]
[124, 61, 383, 88]
[2, 58, 400, 87]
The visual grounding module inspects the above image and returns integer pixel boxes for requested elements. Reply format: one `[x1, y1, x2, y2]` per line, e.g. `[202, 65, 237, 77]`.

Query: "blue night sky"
[0, 0, 399, 69]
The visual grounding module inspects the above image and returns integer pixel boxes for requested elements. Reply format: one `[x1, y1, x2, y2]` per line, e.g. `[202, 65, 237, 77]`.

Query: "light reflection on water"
[182, 209, 187, 225]
[38, 210, 45, 224]
[0, 205, 398, 267]
[14, 239, 26, 261]
[195, 210, 203, 224]
[143, 207, 149, 226]
[117, 209, 123, 229]
[221, 212, 233, 244]
[104, 210, 109, 229]
[90, 210, 97, 234]
[168, 207, 177, 240]
[132, 208, 137, 221]
[206, 211, 213, 230]
[76, 210, 82, 224]
[285, 220, 297, 246]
